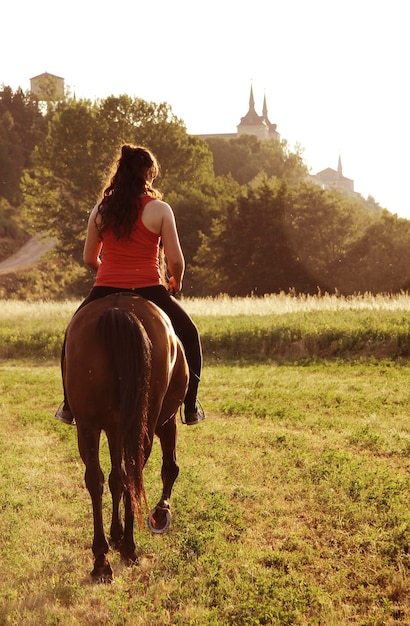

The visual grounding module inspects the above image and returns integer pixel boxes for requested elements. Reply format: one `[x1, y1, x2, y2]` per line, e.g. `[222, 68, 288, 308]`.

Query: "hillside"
[0, 234, 55, 275]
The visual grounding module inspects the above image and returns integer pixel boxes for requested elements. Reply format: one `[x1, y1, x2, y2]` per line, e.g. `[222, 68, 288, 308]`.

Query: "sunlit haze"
[3, 0, 409, 218]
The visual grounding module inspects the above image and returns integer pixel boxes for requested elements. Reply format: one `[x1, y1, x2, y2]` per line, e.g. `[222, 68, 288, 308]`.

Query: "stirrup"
[180, 400, 205, 426]
[54, 402, 76, 425]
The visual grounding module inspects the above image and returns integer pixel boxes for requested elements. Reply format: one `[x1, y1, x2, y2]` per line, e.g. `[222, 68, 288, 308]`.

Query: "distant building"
[30, 72, 65, 101]
[237, 85, 280, 141]
[197, 85, 280, 141]
[309, 155, 356, 195]
[196, 85, 357, 197]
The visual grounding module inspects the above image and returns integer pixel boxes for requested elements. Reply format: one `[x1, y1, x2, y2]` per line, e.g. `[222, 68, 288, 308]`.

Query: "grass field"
[2, 293, 410, 362]
[1, 295, 410, 624]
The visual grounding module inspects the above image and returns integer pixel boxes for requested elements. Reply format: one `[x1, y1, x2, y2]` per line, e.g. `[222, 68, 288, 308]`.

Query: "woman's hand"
[167, 275, 182, 296]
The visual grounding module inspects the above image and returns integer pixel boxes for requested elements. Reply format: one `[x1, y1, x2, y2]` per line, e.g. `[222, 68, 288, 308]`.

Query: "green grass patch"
[0, 360, 409, 624]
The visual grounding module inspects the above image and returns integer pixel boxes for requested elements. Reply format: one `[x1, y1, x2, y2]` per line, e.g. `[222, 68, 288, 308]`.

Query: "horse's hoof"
[91, 568, 113, 584]
[120, 548, 139, 565]
[147, 507, 172, 534]
[91, 559, 113, 583]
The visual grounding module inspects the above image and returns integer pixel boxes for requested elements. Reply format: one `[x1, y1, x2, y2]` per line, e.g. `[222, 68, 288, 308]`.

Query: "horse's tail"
[97, 307, 152, 528]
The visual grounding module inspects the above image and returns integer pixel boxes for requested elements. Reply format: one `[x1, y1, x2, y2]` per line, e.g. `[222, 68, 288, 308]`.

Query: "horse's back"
[67, 292, 173, 343]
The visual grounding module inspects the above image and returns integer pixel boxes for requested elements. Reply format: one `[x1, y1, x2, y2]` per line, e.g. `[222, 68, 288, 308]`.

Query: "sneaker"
[54, 402, 76, 425]
[183, 401, 206, 426]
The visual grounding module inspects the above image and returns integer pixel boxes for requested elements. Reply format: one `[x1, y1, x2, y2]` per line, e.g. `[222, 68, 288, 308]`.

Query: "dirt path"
[0, 234, 55, 274]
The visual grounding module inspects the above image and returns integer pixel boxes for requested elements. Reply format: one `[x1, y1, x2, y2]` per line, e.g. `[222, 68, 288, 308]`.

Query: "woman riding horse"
[55, 144, 205, 426]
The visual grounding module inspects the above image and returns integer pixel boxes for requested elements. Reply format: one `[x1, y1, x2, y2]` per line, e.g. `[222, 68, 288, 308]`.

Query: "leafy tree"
[335, 211, 410, 294]
[0, 197, 28, 261]
[193, 178, 319, 296]
[361, 194, 384, 215]
[93, 96, 214, 187]
[22, 99, 103, 260]
[0, 86, 47, 205]
[285, 181, 376, 290]
[205, 134, 307, 185]
[167, 175, 241, 293]
[0, 109, 22, 204]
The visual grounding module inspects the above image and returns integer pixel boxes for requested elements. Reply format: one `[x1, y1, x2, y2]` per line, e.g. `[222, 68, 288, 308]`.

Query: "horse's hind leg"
[78, 427, 113, 583]
[149, 415, 179, 532]
[148, 344, 187, 534]
[106, 429, 137, 564]
[121, 489, 138, 564]
[106, 430, 125, 547]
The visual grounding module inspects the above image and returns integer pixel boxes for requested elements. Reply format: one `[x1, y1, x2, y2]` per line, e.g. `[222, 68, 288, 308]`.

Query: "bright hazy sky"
[3, 0, 409, 219]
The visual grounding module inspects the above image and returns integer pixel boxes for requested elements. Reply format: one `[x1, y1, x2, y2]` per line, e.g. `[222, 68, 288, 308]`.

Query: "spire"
[249, 84, 255, 111]
[337, 154, 343, 175]
[262, 93, 268, 120]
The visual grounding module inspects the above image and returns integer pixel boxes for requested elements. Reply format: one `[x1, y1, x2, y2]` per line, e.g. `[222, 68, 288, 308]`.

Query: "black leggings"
[63, 285, 202, 411]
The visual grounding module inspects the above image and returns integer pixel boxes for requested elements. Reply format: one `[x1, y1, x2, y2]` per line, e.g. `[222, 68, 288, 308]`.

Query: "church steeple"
[249, 85, 256, 111]
[337, 154, 343, 176]
[262, 93, 268, 120]
[238, 84, 264, 128]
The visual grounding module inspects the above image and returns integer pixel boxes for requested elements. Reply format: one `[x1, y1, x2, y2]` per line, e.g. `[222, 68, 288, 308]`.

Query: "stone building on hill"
[197, 85, 280, 142]
[309, 154, 356, 196]
[236, 85, 280, 141]
[30, 72, 65, 102]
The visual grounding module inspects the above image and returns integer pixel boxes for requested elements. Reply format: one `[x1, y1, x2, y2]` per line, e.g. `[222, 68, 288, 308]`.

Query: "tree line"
[1, 85, 410, 299]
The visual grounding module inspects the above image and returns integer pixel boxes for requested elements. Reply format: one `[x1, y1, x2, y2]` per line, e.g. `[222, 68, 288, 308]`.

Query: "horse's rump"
[64, 293, 182, 424]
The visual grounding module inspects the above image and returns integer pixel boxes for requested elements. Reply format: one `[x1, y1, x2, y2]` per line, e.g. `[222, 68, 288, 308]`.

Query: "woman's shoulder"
[140, 197, 175, 234]
[144, 197, 172, 214]
[88, 202, 101, 225]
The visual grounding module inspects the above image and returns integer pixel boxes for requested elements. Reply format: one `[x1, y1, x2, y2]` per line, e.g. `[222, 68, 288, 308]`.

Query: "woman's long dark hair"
[97, 145, 162, 238]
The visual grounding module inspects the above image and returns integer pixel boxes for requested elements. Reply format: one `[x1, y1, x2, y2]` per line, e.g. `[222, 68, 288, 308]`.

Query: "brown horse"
[64, 293, 188, 582]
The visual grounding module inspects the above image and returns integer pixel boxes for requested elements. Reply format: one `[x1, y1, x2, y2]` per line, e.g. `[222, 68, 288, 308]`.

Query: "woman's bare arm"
[83, 204, 102, 270]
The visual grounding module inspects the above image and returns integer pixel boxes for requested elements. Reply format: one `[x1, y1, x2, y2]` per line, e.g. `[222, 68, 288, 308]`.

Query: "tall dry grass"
[181, 291, 410, 315]
[2, 291, 410, 320]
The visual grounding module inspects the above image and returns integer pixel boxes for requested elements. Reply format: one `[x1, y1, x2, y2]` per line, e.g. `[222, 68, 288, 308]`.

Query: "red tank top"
[94, 196, 161, 288]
